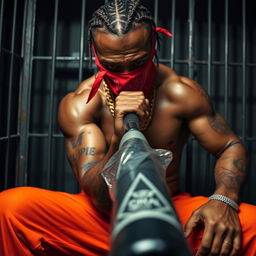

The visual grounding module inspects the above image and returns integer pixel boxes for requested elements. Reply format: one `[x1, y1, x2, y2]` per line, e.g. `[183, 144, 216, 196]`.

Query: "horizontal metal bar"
[32, 56, 93, 61]
[0, 134, 20, 141]
[1, 47, 23, 58]
[28, 133, 64, 138]
[160, 59, 256, 66]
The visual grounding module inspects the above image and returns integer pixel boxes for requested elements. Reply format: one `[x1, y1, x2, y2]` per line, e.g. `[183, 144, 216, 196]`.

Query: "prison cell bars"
[0, 0, 23, 189]
[0, 0, 255, 203]
[17, 0, 36, 187]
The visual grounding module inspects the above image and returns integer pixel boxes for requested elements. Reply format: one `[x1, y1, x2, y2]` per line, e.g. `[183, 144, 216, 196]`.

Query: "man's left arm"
[179, 77, 247, 256]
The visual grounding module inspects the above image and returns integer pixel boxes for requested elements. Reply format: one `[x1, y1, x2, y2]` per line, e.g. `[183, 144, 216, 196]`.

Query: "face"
[93, 24, 152, 73]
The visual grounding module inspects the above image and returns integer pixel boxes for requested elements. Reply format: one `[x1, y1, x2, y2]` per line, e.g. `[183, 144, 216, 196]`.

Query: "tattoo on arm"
[215, 167, 243, 192]
[78, 147, 96, 157]
[70, 132, 84, 149]
[233, 159, 247, 174]
[80, 161, 99, 174]
[215, 158, 247, 192]
[208, 115, 232, 135]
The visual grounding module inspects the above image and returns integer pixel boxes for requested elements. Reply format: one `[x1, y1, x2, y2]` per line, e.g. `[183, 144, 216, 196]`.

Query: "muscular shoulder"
[58, 75, 103, 137]
[157, 64, 213, 118]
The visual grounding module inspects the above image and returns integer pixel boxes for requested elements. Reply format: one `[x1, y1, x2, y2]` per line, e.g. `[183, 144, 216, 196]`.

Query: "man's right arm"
[58, 91, 120, 215]
[58, 88, 151, 215]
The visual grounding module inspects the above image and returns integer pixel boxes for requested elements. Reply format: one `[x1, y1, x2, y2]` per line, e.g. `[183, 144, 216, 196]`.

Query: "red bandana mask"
[86, 27, 173, 103]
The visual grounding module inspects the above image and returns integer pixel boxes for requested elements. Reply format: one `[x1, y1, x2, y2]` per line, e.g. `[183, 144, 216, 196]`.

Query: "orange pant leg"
[0, 187, 110, 256]
[172, 193, 256, 255]
[1, 187, 255, 255]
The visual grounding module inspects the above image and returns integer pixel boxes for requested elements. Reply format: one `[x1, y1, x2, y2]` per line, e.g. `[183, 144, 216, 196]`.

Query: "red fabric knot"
[154, 27, 174, 37]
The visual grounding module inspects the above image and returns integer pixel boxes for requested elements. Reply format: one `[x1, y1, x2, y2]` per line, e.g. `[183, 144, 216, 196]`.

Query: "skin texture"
[58, 24, 247, 256]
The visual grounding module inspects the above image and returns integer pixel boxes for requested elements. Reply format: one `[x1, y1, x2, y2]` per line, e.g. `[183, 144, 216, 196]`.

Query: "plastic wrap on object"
[101, 137, 173, 198]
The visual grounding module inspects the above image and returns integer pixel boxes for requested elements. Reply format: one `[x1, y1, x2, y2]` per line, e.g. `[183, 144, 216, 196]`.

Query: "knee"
[240, 202, 256, 232]
[0, 187, 37, 217]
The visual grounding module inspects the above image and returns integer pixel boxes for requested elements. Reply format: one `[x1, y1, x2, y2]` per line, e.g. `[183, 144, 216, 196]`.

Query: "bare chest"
[100, 101, 189, 151]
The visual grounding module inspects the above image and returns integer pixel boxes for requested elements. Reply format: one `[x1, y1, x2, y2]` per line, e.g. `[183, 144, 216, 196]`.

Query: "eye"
[130, 60, 146, 70]
[102, 62, 120, 72]
[135, 60, 144, 66]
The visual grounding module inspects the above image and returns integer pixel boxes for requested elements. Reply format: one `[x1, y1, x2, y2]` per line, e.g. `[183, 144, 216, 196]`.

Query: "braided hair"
[88, 0, 158, 63]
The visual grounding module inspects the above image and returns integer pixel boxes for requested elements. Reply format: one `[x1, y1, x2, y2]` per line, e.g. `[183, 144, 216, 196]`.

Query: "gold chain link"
[102, 80, 155, 131]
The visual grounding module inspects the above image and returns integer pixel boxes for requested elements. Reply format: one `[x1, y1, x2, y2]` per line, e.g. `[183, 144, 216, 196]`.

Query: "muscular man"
[0, 1, 255, 255]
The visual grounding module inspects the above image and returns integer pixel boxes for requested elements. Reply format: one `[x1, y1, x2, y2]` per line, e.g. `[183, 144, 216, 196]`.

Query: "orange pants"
[0, 187, 255, 256]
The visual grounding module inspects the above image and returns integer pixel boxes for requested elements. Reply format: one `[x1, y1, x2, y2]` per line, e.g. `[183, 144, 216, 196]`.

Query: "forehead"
[93, 25, 151, 55]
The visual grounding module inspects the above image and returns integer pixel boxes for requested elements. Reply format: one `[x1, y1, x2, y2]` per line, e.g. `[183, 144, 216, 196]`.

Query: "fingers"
[229, 231, 242, 256]
[113, 91, 150, 136]
[184, 210, 202, 238]
[115, 91, 150, 121]
[195, 223, 214, 256]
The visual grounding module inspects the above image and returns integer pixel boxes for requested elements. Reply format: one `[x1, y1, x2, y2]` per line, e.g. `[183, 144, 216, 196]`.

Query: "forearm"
[80, 135, 121, 214]
[214, 140, 247, 202]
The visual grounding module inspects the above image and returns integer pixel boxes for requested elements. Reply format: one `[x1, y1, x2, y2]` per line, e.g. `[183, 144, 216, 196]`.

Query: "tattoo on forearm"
[208, 115, 232, 135]
[80, 161, 99, 174]
[70, 132, 84, 149]
[215, 167, 242, 191]
[233, 159, 247, 174]
[78, 147, 96, 157]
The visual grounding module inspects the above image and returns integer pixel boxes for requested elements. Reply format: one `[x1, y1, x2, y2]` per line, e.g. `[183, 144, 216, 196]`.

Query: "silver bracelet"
[208, 194, 239, 212]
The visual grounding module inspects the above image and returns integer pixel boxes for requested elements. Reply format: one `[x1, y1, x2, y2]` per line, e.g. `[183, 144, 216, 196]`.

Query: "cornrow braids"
[88, 0, 159, 65]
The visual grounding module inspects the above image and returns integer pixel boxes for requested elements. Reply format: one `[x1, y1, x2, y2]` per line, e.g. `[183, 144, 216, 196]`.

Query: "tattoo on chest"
[208, 115, 231, 135]
[70, 132, 84, 149]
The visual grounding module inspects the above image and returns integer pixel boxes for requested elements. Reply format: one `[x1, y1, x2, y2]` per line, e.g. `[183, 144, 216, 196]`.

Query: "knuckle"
[233, 245, 241, 251]
[210, 248, 219, 255]
[191, 209, 199, 216]
[218, 223, 227, 231]
[235, 228, 242, 235]
[221, 250, 230, 255]
[200, 245, 210, 252]
[207, 220, 217, 227]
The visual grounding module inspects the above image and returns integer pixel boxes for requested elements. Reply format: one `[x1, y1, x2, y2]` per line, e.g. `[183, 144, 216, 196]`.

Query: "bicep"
[65, 123, 107, 181]
[188, 112, 238, 156]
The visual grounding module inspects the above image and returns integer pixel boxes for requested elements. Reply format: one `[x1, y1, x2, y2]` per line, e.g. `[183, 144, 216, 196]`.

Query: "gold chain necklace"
[102, 80, 155, 131]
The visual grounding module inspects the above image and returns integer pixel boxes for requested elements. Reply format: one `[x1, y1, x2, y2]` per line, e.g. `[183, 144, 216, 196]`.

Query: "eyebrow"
[101, 53, 149, 66]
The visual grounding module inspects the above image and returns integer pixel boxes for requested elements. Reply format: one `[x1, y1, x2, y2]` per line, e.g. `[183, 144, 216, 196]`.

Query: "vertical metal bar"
[207, 0, 212, 95]
[4, 0, 18, 188]
[170, 0, 176, 69]
[204, 0, 213, 190]
[17, 0, 37, 186]
[46, 0, 59, 188]
[79, 0, 86, 83]
[224, 0, 229, 119]
[241, 0, 247, 141]
[0, 0, 4, 54]
[186, 0, 195, 192]
[154, 0, 159, 25]
[188, 0, 195, 79]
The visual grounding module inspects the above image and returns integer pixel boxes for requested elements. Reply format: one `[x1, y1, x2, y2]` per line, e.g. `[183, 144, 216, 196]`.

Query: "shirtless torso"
[58, 61, 238, 205]
[57, 21, 246, 255]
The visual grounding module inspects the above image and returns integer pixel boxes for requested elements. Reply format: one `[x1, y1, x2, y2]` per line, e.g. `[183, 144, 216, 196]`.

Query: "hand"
[114, 91, 150, 137]
[184, 200, 241, 256]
